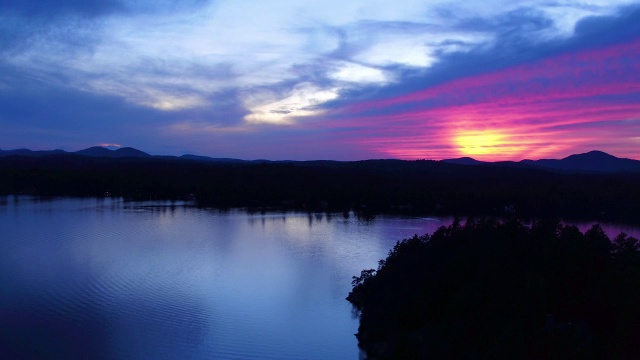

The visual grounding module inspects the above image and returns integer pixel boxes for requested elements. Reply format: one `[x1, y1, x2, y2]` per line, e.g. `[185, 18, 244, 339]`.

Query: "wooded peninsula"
[348, 219, 640, 359]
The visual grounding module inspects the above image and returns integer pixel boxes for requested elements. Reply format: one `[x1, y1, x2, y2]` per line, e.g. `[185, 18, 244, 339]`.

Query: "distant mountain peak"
[437, 150, 639, 173]
[75, 146, 150, 158]
[528, 150, 639, 173]
[113, 147, 150, 157]
[563, 150, 617, 160]
[441, 157, 483, 165]
[0, 147, 638, 173]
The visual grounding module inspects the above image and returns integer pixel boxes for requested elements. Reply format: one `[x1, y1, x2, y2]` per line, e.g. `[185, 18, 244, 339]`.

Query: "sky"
[1, 0, 639, 161]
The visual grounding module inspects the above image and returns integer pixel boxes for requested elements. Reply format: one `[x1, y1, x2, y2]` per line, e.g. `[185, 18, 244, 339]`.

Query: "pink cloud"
[325, 39, 640, 161]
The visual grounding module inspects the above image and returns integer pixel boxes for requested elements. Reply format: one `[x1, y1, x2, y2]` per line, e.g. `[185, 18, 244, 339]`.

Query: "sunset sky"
[1, 0, 639, 161]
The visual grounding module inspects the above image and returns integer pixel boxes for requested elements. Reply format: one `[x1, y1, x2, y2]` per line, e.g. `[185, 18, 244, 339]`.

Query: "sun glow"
[454, 131, 506, 156]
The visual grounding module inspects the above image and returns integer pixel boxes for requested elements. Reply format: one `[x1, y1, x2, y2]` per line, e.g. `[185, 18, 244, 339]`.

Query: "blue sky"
[1, 0, 639, 160]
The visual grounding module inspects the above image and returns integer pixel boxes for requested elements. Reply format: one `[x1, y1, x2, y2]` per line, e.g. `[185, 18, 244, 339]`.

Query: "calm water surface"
[1, 197, 638, 359]
[0, 196, 455, 359]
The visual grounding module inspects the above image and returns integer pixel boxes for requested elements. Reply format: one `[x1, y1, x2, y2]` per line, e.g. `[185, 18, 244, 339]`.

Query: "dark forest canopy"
[0, 154, 639, 223]
[348, 218, 640, 359]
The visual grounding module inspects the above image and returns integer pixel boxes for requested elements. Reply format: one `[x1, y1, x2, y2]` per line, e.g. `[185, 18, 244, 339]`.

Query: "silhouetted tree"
[348, 219, 640, 359]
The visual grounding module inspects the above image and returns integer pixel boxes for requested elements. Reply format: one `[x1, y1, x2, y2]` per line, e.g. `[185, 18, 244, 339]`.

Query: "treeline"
[0, 154, 639, 223]
[347, 218, 640, 359]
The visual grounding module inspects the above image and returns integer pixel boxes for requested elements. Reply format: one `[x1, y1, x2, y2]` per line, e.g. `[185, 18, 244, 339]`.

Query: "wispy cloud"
[324, 38, 640, 160]
[0, 0, 639, 159]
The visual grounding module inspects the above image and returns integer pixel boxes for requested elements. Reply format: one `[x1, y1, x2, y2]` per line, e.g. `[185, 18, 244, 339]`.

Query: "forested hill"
[3, 147, 640, 173]
[347, 219, 640, 358]
[1, 152, 639, 223]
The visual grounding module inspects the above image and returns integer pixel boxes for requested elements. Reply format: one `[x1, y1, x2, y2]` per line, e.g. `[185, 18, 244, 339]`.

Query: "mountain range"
[1, 147, 639, 173]
[444, 150, 640, 173]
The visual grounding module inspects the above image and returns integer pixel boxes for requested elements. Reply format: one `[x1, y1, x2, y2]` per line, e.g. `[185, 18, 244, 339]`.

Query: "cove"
[0, 196, 451, 359]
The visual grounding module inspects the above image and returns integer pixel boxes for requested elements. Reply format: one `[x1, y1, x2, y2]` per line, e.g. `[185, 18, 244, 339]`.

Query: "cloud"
[243, 83, 339, 125]
[0, 0, 208, 18]
[322, 4, 640, 108]
[320, 36, 640, 160]
[0, 64, 247, 152]
[1, 0, 639, 159]
[0, 0, 211, 57]
[0, 0, 122, 18]
[0, 0, 592, 111]
[329, 62, 390, 84]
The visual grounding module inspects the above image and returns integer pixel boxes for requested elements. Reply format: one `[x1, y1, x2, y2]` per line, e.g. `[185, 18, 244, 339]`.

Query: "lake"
[0, 196, 455, 359]
[1, 196, 638, 359]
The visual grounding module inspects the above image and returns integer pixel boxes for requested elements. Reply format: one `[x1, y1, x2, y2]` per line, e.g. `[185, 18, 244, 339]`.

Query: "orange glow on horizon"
[319, 39, 640, 161]
[454, 131, 506, 157]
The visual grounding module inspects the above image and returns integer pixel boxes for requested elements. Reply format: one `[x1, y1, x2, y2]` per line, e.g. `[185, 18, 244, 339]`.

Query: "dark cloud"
[0, 0, 211, 54]
[0, 1, 110, 55]
[181, 89, 248, 127]
[125, 0, 210, 14]
[461, 7, 554, 36]
[0, 61, 247, 152]
[0, 0, 123, 18]
[0, 0, 209, 18]
[572, 4, 640, 46]
[0, 67, 165, 132]
[320, 4, 640, 112]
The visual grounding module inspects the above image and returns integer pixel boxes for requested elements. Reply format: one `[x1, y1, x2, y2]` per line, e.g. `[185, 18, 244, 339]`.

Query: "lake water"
[0, 196, 455, 359]
[1, 197, 638, 359]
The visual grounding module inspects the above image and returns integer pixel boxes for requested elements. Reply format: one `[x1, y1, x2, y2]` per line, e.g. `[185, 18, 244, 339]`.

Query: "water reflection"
[3, 197, 411, 359]
[0, 196, 638, 360]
